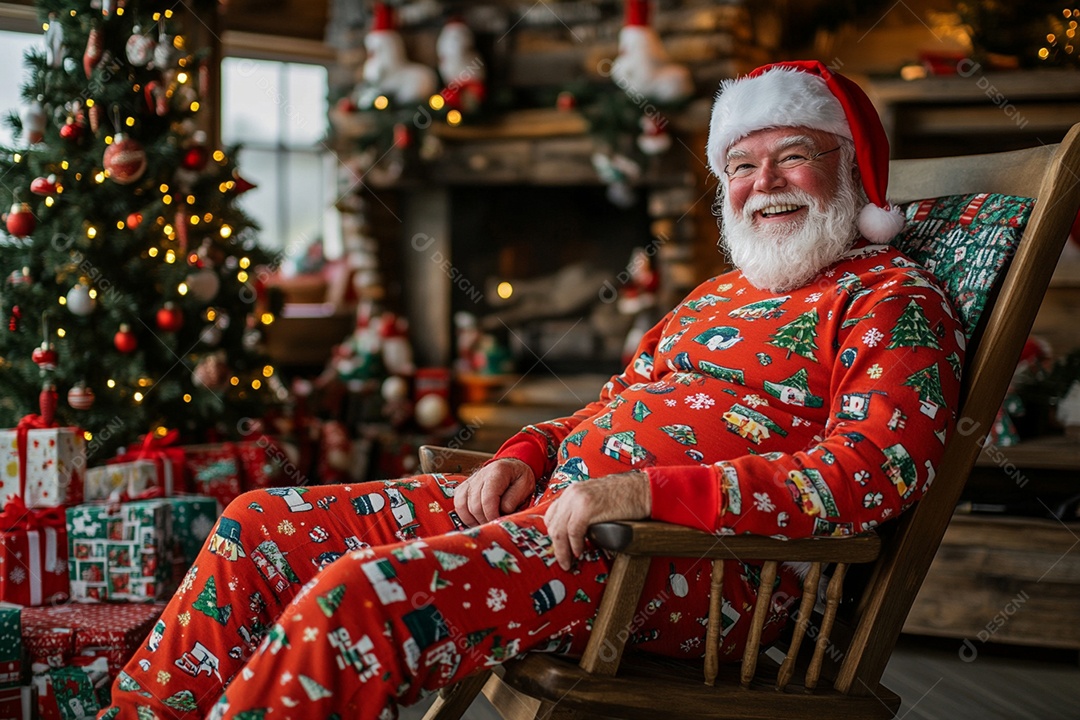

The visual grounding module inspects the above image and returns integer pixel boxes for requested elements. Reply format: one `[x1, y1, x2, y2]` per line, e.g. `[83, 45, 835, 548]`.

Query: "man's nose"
[752, 161, 786, 192]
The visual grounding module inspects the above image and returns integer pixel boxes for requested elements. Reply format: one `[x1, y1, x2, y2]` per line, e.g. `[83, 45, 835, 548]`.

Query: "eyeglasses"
[723, 146, 841, 180]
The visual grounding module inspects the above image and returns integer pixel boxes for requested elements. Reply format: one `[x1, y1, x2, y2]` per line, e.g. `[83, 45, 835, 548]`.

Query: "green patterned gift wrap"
[157, 495, 219, 568]
[66, 501, 170, 602]
[0, 603, 20, 687]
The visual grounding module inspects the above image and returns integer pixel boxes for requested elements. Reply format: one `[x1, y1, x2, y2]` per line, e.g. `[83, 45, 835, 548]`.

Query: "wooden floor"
[399, 635, 1080, 719]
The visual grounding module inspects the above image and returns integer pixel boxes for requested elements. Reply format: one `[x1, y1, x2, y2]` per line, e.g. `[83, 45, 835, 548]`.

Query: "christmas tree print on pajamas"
[103, 241, 962, 719]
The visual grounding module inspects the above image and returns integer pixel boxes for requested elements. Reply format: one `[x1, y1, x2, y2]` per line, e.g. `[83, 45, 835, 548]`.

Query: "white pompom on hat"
[707, 60, 906, 244]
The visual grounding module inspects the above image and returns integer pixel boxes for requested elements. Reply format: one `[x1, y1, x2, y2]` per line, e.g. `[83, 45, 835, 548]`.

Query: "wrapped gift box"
[0, 428, 85, 508]
[235, 440, 287, 491]
[83, 461, 157, 503]
[0, 504, 69, 607]
[66, 501, 169, 602]
[0, 604, 21, 687]
[0, 684, 35, 720]
[159, 496, 218, 570]
[22, 603, 166, 681]
[32, 655, 108, 720]
[184, 443, 243, 508]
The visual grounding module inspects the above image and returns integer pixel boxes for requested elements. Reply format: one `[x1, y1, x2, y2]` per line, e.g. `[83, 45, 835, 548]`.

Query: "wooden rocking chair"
[418, 124, 1080, 720]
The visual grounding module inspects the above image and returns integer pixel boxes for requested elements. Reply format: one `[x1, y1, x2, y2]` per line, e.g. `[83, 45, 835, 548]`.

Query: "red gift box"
[110, 430, 187, 496]
[183, 443, 243, 508]
[234, 440, 286, 491]
[0, 498, 69, 606]
[22, 603, 166, 680]
[0, 685, 34, 720]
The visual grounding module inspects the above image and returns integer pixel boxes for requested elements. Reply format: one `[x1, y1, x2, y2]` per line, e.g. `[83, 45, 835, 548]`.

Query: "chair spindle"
[703, 558, 725, 686]
[776, 562, 822, 691]
[740, 560, 778, 687]
[805, 562, 847, 691]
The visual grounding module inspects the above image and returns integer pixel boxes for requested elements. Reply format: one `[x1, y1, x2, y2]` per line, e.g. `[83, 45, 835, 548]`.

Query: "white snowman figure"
[609, 0, 693, 104]
[356, 2, 438, 108]
[436, 18, 486, 112]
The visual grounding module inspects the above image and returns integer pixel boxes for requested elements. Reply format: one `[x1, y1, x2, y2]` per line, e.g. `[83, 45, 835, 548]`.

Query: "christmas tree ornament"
[186, 268, 220, 302]
[67, 383, 95, 410]
[5, 202, 36, 238]
[415, 393, 449, 429]
[556, 91, 577, 112]
[39, 383, 58, 426]
[7, 267, 30, 285]
[84, 23, 104, 78]
[436, 18, 487, 113]
[156, 302, 184, 332]
[44, 13, 64, 68]
[30, 175, 57, 196]
[114, 324, 138, 353]
[392, 123, 411, 149]
[153, 22, 180, 69]
[192, 352, 228, 390]
[610, 0, 693, 104]
[199, 323, 222, 346]
[19, 99, 46, 144]
[8, 305, 20, 332]
[143, 80, 168, 116]
[181, 142, 209, 171]
[126, 24, 156, 67]
[125, 212, 142, 229]
[104, 133, 147, 185]
[59, 117, 83, 142]
[32, 343, 58, 371]
[65, 283, 96, 316]
[356, 2, 438, 107]
[175, 207, 190, 251]
[88, 104, 102, 135]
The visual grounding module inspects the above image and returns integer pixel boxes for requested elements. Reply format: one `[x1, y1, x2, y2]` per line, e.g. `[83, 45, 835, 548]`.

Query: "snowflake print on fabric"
[9, 567, 25, 585]
[805, 293, 822, 303]
[664, 399, 676, 407]
[862, 328, 884, 347]
[487, 588, 508, 612]
[867, 364, 883, 379]
[753, 493, 775, 513]
[742, 394, 768, 408]
[685, 394, 715, 410]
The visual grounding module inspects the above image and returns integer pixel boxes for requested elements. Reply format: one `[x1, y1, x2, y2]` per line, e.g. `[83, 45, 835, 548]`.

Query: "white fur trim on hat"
[707, 68, 850, 178]
[859, 203, 907, 244]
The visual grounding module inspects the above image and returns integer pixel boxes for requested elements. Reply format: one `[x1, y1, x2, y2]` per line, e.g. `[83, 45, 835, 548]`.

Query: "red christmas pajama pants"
[101, 476, 800, 720]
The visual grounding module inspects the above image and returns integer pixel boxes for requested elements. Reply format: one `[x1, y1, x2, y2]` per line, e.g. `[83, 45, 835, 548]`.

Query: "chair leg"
[421, 670, 491, 720]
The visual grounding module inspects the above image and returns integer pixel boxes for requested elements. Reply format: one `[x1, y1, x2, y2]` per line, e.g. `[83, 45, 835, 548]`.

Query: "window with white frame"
[221, 57, 336, 260]
[0, 30, 43, 148]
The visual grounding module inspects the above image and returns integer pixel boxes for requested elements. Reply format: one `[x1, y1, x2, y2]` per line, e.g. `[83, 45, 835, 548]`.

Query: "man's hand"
[454, 458, 536, 527]
[544, 471, 652, 571]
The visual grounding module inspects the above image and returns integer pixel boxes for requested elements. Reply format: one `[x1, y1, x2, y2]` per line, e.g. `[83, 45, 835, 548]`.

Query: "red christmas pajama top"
[498, 240, 966, 538]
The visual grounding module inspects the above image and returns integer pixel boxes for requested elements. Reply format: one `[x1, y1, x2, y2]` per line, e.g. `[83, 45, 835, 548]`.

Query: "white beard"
[719, 171, 861, 292]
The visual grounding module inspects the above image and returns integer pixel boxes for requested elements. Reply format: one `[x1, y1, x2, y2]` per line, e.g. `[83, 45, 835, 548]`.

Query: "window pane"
[284, 64, 328, 148]
[233, 148, 282, 250]
[284, 151, 324, 253]
[0, 31, 43, 148]
[221, 58, 282, 146]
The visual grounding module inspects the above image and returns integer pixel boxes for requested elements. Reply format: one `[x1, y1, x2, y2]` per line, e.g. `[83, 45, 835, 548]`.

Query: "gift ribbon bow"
[0, 495, 65, 533]
[15, 413, 53, 502]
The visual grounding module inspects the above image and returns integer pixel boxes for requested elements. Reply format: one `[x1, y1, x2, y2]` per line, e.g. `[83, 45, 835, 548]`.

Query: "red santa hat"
[625, 0, 650, 27]
[707, 60, 906, 244]
[371, 2, 396, 32]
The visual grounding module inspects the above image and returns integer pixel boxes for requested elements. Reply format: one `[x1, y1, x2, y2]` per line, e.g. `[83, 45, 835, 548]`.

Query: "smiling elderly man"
[102, 61, 963, 720]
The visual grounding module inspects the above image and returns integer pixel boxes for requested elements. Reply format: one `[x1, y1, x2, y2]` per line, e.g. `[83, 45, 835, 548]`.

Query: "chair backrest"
[835, 124, 1080, 695]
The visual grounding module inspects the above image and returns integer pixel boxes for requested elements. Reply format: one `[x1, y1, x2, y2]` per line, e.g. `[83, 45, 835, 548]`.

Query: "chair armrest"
[589, 521, 881, 563]
[419, 445, 494, 474]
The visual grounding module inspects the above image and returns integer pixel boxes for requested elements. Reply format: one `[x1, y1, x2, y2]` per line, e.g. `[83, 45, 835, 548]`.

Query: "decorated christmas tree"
[768, 309, 820, 362]
[0, 0, 282, 459]
[887, 299, 940, 351]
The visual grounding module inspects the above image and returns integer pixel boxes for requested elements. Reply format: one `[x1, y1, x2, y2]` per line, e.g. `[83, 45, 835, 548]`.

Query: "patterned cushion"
[892, 193, 1035, 339]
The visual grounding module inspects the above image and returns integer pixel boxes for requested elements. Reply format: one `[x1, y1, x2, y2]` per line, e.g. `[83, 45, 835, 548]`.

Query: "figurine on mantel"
[436, 17, 487, 113]
[610, 0, 693, 104]
[354, 1, 438, 108]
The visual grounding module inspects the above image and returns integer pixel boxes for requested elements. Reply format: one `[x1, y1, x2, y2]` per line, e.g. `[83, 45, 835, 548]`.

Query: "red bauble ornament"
[67, 383, 95, 410]
[32, 343, 58, 370]
[181, 146, 209, 171]
[556, 91, 577, 111]
[126, 212, 143, 229]
[6, 203, 35, 238]
[193, 352, 228, 390]
[39, 383, 58, 426]
[114, 324, 138, 353]
[88, 104, 102, 135]
[59, 118, 83, 142]
[104, 134, 147, 185]
[30, 176, 57, 196]
[84, 25, 104, 78]
[156, 303, 184, 332]
[8, 305, 20, 332]
[393, 123, 411, 149]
